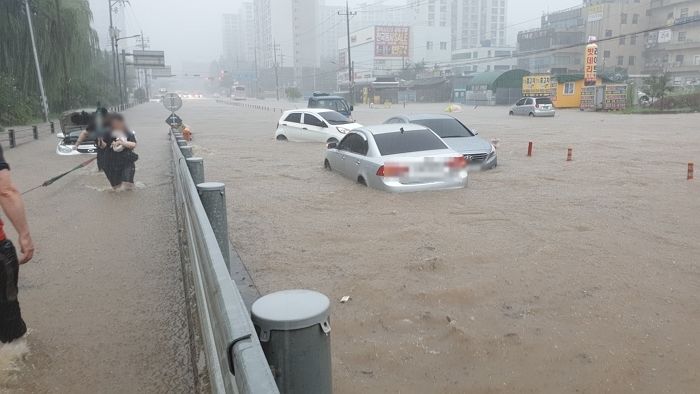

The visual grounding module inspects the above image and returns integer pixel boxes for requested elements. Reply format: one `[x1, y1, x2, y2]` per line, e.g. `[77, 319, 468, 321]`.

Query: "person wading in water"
[102, 113, 138, 191]
[0, 145, 35, 344]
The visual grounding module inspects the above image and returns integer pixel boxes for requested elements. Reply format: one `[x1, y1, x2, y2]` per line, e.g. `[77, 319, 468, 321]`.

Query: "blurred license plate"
[410, 162, 446, 178]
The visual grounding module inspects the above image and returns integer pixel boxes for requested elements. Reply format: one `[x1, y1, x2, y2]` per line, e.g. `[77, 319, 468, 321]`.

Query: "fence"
[169, 131, 279, 394]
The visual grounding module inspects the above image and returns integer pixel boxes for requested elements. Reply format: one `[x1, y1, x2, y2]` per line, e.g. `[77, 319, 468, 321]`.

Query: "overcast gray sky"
[89, 0, 581, 73]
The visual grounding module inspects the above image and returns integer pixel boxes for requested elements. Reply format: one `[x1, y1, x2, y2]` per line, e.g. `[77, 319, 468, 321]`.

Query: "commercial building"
[451, 46, 517, 74]
[583, 0, 651, 78]
[516, 6, 587, 74]
[643, 0, 700, 86]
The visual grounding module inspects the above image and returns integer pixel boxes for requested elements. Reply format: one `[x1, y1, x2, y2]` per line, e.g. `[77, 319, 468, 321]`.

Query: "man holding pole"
[0, 145, 35, 343]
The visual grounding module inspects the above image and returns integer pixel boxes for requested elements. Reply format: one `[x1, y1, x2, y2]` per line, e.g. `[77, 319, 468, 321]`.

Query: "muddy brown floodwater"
[181, 99, 699, 394]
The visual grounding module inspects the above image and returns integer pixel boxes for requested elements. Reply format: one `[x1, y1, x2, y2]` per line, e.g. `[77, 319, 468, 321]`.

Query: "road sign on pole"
[166, 113, 183, 127]
[163, 93, 182, 112]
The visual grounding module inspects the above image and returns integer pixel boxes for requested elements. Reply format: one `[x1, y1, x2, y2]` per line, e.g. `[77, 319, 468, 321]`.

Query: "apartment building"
[222, 2, 256, 74]
[451, 0, 508, 50]
[643, 0, 700, 85]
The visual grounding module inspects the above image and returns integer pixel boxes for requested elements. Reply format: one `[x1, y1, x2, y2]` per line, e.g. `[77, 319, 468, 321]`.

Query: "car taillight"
[448, 156, 468, 169]
[377, 164, 409, 177]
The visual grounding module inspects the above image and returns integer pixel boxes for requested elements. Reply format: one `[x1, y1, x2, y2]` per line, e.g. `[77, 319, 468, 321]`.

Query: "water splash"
[0, 335, 29, 387]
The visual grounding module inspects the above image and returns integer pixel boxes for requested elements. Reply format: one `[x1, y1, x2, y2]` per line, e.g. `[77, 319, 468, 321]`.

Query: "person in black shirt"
[0, 146, 34, 343]
[102, 113, 138, 191]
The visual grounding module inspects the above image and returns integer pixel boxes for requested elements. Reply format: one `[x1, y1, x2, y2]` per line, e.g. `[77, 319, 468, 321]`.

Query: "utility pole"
[138, 31, 150, 99]
[121, 49, 128, 103]
[339, 0, 356, 105]
[108, 0, 118, 88]
[24, 0, 49, 121]
[273, 40, 280, 101]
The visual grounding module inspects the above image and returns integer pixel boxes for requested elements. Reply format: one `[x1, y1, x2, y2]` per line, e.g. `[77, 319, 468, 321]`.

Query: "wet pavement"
[1, 103, 195, 393]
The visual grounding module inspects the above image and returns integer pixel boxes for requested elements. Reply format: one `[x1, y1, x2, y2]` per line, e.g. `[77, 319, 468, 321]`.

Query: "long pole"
[122, 49, 128, 104]
[25, 0, 49, 121]
[108, 0, 118, 87]
[115, 39, 124, 107]
[340, 0, 356, 105]
[273, 40, 280, 101]
[139, 31, 150, 99]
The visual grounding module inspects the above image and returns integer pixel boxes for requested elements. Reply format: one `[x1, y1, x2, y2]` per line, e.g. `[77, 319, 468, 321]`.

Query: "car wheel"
[324, 159, 331, 171]
[276, 135, 287, 141]
[357, 176, 367, 186]
[509, 111, 514, 116]
[528, 112, 535, 117]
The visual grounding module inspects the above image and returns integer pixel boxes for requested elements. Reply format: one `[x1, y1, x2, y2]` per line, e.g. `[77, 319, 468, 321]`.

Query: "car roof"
[309, 95, 345, 100]
[283, 108, 335, 115]
[360, 123, 428, 135]
[391, 113, 457, 121]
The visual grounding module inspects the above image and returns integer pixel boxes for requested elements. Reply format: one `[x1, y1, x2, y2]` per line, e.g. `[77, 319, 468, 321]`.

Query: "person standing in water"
[0, 145, 35, 344]
[103, 113, 138, 191]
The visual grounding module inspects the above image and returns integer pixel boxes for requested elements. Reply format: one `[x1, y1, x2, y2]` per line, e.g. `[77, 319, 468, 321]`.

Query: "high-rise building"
[451, 0, 508, 51]
[222, 2, 255, 76]
[255, 0, 319, 91]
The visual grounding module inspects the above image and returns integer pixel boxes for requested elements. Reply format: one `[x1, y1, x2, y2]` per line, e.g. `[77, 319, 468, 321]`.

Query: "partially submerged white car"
[275, 108, 362, 144]
[55, 109, 98, 155]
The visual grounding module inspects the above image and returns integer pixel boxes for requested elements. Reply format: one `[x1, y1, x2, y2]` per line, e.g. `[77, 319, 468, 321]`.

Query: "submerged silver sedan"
[324, 124, 469, 193]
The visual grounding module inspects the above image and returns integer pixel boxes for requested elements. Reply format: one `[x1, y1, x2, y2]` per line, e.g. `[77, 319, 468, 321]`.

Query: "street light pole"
[24, 0, 49, 121]
[108, 0, 118, 88]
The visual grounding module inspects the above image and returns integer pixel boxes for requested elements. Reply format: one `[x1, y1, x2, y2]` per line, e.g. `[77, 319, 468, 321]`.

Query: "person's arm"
[73, 130, 89, 149]
[116, 133, 137, 150]
[0, 170, 34, 264]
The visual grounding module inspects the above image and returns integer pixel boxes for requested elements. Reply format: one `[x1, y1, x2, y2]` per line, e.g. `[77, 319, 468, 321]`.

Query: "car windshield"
[319, 111, 351, 125]
[312, 99, 349, 113]
[373, 129, 447, 156]
[536, 98, 553, 105]
[411, 118, 474, 138]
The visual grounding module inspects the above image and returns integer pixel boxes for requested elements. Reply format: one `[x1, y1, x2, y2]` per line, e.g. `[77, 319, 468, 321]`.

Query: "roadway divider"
[3, 122, 54, 149]
[215, 99, 290, 114]
[169, 129, 280, 394]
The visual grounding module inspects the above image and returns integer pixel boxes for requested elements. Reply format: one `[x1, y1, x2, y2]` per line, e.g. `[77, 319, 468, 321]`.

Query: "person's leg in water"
[118, 163, 136, 191]
[0, 240, 26, 343]
[103, 163, 123, 191]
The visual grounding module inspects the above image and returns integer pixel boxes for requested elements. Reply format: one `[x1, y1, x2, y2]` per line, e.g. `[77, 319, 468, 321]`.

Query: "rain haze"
[88, 0, 581, 72]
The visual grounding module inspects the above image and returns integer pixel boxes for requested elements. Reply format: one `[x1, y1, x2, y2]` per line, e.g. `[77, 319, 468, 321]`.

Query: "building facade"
[451, 0, 508, 50]
[643, 0, 700, 85]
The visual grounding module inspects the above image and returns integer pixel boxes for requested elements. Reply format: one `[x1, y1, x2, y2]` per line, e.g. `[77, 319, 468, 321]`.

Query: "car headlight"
[336, 126, 350, 134]
[58, 144, 73, 153]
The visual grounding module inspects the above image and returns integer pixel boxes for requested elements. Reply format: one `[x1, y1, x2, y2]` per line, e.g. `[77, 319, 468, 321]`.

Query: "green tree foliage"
[643, 73, 673, 101]
[0, 0, 118, 126]
[285, 87, 302, 100]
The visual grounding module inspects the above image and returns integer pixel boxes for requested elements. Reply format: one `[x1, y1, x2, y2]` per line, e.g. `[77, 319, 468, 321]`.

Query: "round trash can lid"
[252, 289, 330, 332]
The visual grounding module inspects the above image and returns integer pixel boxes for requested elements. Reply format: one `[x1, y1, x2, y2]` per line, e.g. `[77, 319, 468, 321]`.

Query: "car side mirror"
[327, 142, 337, 149]
[350, 105, 354, 111]
[472, 129, 479, 135]
[56, 132, 65, 139]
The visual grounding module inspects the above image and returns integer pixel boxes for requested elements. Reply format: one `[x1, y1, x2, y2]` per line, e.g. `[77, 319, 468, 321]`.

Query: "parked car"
[275, 109, 362, 143]
[308, 93, 353, 118]
[324, 124, 469, 193]
[509, 97, 556, 117]
[55, 109, 98, 155]
[385, 114, 497, 170]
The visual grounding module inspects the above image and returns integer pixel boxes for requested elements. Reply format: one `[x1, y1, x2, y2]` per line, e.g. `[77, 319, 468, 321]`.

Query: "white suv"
[275, 109, 362, 144]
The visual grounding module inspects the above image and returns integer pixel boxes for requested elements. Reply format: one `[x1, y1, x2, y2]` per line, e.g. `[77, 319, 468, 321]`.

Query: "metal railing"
[169, 132, 279, 394]
[1, 122, 54, 149]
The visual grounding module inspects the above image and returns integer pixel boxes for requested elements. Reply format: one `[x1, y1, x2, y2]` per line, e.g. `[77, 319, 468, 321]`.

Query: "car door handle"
[302, 127, 308, 130]
[355, 160, 360, 165]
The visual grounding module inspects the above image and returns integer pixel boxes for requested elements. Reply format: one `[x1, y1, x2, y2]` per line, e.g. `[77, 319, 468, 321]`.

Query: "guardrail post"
[186, 157, 205, 185]
[251, 290, 333, 394]
[50, 121, 55, 134]
[177, 139, 187, 147]
[197, 182, 231, 269]
[180, 145, 193, 158]
[8, 129, 16, 148]
[32, 125, 39, 140]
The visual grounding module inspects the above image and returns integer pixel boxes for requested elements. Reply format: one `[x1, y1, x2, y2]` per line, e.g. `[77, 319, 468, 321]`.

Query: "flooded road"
[2, 104, 195, 393]
[185, 99, 700, 394]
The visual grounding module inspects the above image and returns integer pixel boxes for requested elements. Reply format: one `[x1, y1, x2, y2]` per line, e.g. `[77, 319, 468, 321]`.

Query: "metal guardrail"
[169, 132, 279, 394]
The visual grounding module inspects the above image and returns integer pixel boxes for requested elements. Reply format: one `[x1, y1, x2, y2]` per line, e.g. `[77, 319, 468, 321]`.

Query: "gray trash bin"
[251, 289, 332, 394]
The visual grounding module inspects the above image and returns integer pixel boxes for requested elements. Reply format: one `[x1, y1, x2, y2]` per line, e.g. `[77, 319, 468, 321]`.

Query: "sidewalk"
[2, 103, 195, 393]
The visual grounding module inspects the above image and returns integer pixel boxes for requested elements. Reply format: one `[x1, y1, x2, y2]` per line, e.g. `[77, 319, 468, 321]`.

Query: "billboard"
[374, 26, 409, 58]
[522, 75, 553, 97]
[584, 42, 598, 86]
[657, 29, 672, 43]
[587, 5, 604, 22]
[133, 50, 165, 68]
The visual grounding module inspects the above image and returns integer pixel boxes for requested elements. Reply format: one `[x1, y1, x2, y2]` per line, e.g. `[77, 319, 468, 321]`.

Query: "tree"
[285, 87, 302, 100]
[0, 0, 118, 125]
[644, 73, 673, 101]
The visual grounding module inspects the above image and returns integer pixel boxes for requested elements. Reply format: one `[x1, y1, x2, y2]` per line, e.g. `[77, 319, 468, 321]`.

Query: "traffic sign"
[163, 93, 182, 112]
[166, 113, 183, 127]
